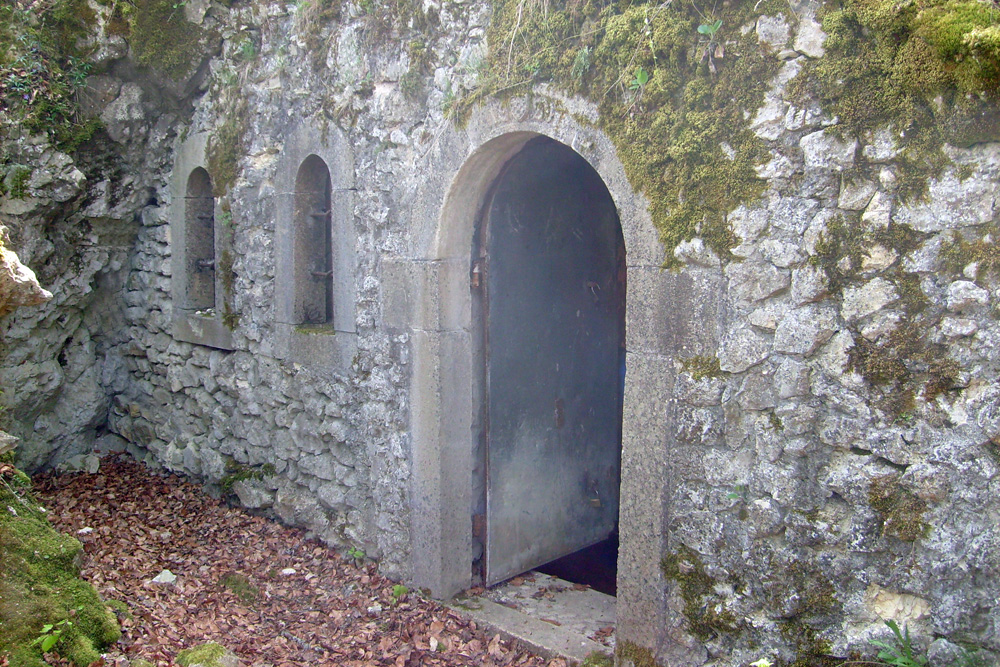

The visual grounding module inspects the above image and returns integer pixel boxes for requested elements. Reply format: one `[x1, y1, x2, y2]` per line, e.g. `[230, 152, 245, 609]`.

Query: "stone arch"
[400, 97, 706, 653]
[293, 155, 334, 326]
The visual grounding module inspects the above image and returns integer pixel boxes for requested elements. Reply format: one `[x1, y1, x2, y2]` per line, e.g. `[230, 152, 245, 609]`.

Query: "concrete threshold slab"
[446, 572, 615, 664]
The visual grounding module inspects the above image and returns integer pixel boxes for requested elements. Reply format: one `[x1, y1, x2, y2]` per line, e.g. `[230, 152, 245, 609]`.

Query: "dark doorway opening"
[474, 136, 625, 596]
[537, 532, 618, 596]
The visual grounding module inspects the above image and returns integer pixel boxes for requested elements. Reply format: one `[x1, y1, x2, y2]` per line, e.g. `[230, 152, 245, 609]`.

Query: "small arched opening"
[294, 155, 333, 325]
[185, 167, 215, 311]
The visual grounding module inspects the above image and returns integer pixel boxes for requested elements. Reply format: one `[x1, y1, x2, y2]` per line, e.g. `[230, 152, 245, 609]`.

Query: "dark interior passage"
[536, 532, 618, 596]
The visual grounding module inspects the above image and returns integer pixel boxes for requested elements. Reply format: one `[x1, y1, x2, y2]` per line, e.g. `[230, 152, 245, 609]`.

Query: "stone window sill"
[173, 311, 235, 350]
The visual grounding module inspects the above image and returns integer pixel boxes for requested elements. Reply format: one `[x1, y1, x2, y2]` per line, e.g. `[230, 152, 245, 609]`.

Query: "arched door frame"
[402, 98, 702, 653]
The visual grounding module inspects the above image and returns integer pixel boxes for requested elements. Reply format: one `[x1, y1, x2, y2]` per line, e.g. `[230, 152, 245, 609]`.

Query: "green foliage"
[870, 620, 927, 667]
[0, 164, 32, 199]
[30, 615, 75, 653]
[391, 584, 408, 601]
[629, 66, 650, 90]
[346, 546, 366, 561]
[0, 465, 120, 666]
[453, 0, 785, 265]
[0, 0, 102, 152]
[697, 19, 722, 37]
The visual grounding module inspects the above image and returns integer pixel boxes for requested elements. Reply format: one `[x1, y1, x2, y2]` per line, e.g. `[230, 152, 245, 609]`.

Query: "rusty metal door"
[482, 138, 624, 585]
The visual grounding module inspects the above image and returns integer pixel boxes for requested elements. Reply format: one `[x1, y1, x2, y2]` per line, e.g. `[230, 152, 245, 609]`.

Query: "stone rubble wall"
[0, 0, 998, 664]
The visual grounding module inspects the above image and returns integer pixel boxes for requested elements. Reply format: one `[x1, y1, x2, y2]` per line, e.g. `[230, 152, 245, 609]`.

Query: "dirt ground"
[34, 457, 565, 667]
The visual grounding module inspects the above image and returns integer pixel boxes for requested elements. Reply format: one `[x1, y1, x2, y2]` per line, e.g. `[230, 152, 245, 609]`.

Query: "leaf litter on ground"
[34, 457, 565, 667]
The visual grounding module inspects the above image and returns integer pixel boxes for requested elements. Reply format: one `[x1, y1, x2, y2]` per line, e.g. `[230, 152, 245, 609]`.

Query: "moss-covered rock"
[175, 641, 239, 667]
[0, 465, 120, 666]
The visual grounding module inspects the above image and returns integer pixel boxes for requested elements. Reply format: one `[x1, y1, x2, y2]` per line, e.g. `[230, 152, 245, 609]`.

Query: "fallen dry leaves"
[34, 458, 564, 667]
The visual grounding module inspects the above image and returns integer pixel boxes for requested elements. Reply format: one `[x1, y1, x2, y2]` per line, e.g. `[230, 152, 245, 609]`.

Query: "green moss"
[1, 165, 32, 200]
[942, 226, 1000, 281]
[219, 572, 259, 604]
[295, 324, 337, 335]
[219, 462, 276, 494]
[868, 474, 929, 542]
[660, 545, 741, 641]
[453, 0, 785, 265]
[792, 0, 1000, 202]
[206, 104, 249, 197]
[780, 620, 841, 667]
[129, 0, 208, 80]
[680, 355, 723, 381]
[0, 466, 120, 666]
[616, 640, 662, 667]
[581, 651, 614, 667]
[176, 642, 230, 666]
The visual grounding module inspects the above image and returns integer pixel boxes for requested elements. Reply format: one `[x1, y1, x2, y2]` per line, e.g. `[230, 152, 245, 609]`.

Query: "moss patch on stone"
[129, 0, 208, 81]
[206, 102, 250, 197]
[176, 641, 230, 666]
[456, 0, 786, 266]
[661, 545, 741, 641]
[868, 474, 929, 541]
[942, 225, 1000, 281]
[0, 466, 120, 666]
[616, 640, 661, 667]
[219, 461, 276, 494]
[680, 355, 724, 381]
[791, 0, 1000, 201]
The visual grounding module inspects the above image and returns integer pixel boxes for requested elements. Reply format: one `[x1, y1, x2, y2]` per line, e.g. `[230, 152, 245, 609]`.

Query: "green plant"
[570, 46, 592, 82]
[697, 19, 722, 37]
[869, 621, 927, 667]
[219, 462, 276, 493]
[237, 37, 257, 61]
[346, 546, 366, 561]
[391, 584, 408, 601]
[629, 66, 649, 91]
[30, 615, 75, 653]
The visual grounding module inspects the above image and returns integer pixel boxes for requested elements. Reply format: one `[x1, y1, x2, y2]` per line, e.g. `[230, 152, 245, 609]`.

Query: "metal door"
[483, 138, 624, 585]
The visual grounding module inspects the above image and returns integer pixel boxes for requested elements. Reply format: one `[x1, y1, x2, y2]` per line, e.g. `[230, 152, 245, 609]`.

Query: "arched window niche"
[169, 133, 234, 350]
[185, 167, 216, 312]
[274, 124, 357, 372]
[293, 155, 333, 326]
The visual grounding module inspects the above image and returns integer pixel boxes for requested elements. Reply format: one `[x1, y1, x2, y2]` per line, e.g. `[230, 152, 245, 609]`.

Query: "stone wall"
[1, 0, 999, 664]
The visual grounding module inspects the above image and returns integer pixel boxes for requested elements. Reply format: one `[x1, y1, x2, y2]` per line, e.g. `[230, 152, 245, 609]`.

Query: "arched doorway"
[472, 137, 625, 589]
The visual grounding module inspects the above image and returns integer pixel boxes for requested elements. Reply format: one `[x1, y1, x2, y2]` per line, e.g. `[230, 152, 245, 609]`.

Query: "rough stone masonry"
[1, 0, 998, 664]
